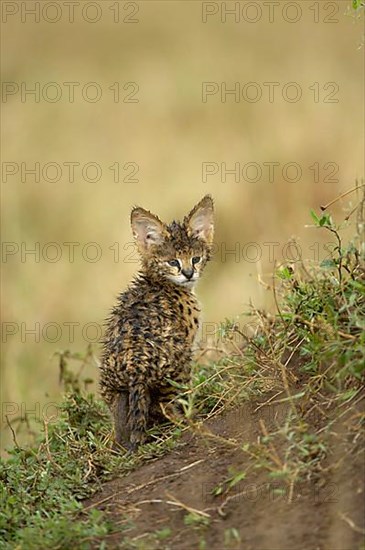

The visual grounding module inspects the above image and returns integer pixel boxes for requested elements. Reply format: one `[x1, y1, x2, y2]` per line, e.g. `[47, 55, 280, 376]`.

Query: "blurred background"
[1, 1, 364, 452]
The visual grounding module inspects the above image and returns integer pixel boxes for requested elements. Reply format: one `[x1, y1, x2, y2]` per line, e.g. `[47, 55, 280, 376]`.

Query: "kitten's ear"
[131, 208, 166, 252]
[186, 195, 214, 245]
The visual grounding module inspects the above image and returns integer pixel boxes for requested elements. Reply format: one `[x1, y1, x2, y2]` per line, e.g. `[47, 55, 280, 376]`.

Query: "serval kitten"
[100, 195, 214, 451]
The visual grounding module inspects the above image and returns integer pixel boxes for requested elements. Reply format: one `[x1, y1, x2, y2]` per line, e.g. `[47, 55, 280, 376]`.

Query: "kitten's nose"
[181, 268, 194, 280]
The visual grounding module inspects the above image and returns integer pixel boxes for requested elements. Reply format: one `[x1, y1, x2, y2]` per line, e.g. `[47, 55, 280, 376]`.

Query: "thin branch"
[259, 419, 284, 471]
[5, 415, 20, 449]
[320, 183, 365, 211]
[272, 261, 288, 330]
[165, 491, 211, 518]
[338, 512, 365, 535]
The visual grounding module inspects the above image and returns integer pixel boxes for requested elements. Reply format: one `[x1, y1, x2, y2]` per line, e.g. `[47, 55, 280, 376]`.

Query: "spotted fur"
[100, 195, 214, 451]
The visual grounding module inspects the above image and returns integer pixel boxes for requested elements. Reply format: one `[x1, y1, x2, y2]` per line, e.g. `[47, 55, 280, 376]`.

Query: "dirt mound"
[83, 398, 365, 549]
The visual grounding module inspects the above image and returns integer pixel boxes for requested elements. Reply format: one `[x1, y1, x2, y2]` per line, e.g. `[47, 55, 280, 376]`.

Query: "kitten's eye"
[192, 256, 201, 265]
[168, 259, 180, 268]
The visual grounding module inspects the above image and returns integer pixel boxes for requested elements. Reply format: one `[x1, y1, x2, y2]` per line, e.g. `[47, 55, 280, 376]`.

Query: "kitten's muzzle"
[181, 268, 194, 280]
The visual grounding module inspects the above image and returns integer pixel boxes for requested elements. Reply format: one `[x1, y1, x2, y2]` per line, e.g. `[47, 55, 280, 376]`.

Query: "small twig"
[257, 273, 271, 290]
[134, 497, 211, 519]
[229, 339, 245, 357]
[192, 424, 238, 448]
[256, 391, 304, 412]
[165, 491, 211, 518]
[5, 415, 20, 449]
[83, 458, 93, 481]
[284, 338, 305, 368]
[304, 401, 328, 420]
[83, 493, 124, 512]
[218, 483, 267, 518]
[323, 225, 343, 283]
[43, 415, 53, 462]
[272, 261, 288, 330]
[278, 361, 297, 416]
[254, 391, 285, 412]
[288, 469, 299, 504]
[234, 327, 273, 362]
[180, 459, 205, 471]
[344, 202, 360, 222]
[338, 512, 365, 535]
[259, 419, 284, 471]
[320, 183, 365, 211]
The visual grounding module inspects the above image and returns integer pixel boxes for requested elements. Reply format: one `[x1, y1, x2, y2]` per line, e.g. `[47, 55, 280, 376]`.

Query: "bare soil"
[83, 394, 365, 550]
